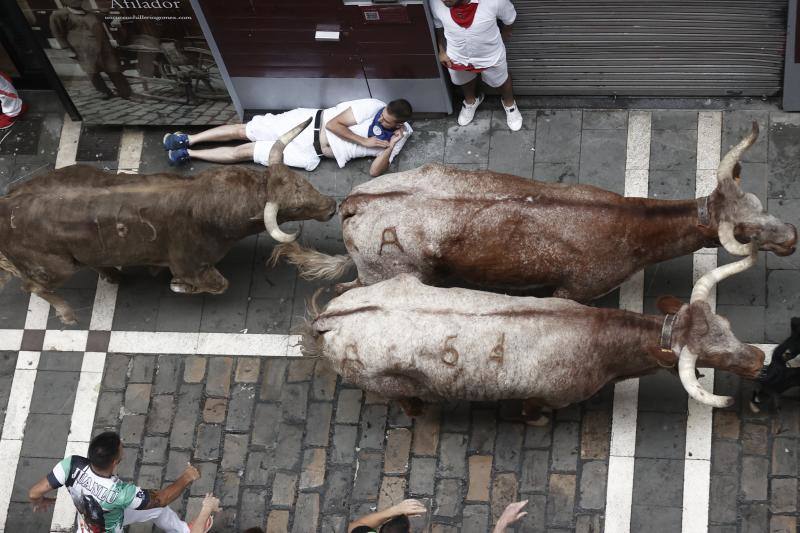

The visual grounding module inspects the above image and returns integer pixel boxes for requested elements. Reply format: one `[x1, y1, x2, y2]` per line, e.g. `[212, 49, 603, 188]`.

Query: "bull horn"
[717, 121, 758, 183]
[678, 241, 757, 407]
[267, 117, 313, 166]
[718, 221, 752, 256]
[677, 347, 734, 408]
[263, 202, 297, 243]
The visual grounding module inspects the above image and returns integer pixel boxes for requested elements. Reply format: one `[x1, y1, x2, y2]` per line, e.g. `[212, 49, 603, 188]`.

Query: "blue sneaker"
[168, 148, 190, 166]
[163, 132, 189, 150]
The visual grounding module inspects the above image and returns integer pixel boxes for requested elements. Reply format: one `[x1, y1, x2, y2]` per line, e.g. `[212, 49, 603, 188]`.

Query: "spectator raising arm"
[140, 465, 200, 510]
[348, 499, 427, 532]
[492, 500, 528, 532]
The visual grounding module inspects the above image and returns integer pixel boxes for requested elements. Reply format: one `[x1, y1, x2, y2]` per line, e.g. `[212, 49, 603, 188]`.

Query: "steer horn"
[677, 242, 758, 408]
[268, 117, 313, 166]
[717, 121, 758, 184]
[263, 202, 297, 243]
[718, 221, 752, 256]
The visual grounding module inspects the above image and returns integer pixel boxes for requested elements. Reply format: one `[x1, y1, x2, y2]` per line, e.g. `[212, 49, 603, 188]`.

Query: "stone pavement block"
[266, 509, 289, 533]
[462, 504, 489, 533]
[332, 424, 359, 464]
[103, 353, 130, 390]
[768, 119, 800, 198]
[378, 476, 406, 510]
[124, 383, 152, 414]
[352, 451, 382, 501]
[249, 251, 297, 301]
[516, 493, 546, 532]
[275, 423, 304, 469]
[129, 355, 155, 383]
[287, 358, 315, 382]
[550, 421, 580, 472]
[534, 110, 581, 164]
[715, 305, 765, 343]
[409, 457, 436, 496]
[215, 471, 240, 506]
[271, 471, 297, 507]
[766, 270, 800, 342]
[648, 169, 695, 201]
[740, 502, 768, 533]
[170, 384, 203, 448]
[444, 111, 491, 164]
[644, 254, 694, 299]
[240, 489, 269, 532]
[120, 414, 146, 446]
[583, 110, 627, 130]
[311, 360, 338, 401]
[281, 382, 309, 423]
[721, 110, 769, 162]
[651, 110, 698, 131]
[770, 477, 797, 513]
[221, 432, 249, 471]
[299, 448, 326, 490]
[413, 404, 441, 455]
[435, 478, 463, 518]
[440, 402, 470, 433]
[396, 129, 445, 171]
[649, 128, 697, 173]
[495, 422, 525, 472]
[712, 410, 740, 440]
[581, 409, 610, 460]
[359, 404, 388, 449]
[711, 440, 740, 475]
[0, 278, 30, 329]
[469, 409, 497, 454]
[387, 402, 413, 428]
[155, 290, 203, 333]
[630, 504, 682, 533]
[206, 357, 233, 397]
[305, 401, 333, 447]
[532, 161, 579, 184]
[717, 250, 766, 306]
[245, 449, 275, 486]
[29, 371, 80, 415]
[466, 455, 492, 501]
[4, 502, 53, 532]
[525, 423, 552, 449]
[741, 423, 768, 455]
[153, 355, 181, 394]
[384, 428, 412, 474]
[766, 199, 800, 270]
[491, 473, 519, 524]
[113, 272, 162, 331]
[546, 473, 575, 528]
[147, 394, 174, 434]
[38, 351, 82, 371]
[770, 515, 797, 533]
[575, 514, 603, 533]
[520, 449, 549, 493]
[12, 456, 61, 501]
[199, 264, 251, 333]
[226, 384, 256, 432]
[292, 494, 320, 533]
[235, 357, 260, 383]
[773, 400, 800, 436]
[771, 436, 797, 475]
[438, 433, 468, 478]
[195, 424, 222, 460]
[324, 467, 354, 514]
[261, 359, 288, 401]
[189, 462, 217, 496]
[631, 458, 683, 507]
[709, 473, 738, 523]
[635, 412, 687, 460]
[320, 514, 347, 533]
[579, 461, 607, 510]
[184, 356, 206, 383]
[141, 436, 168, 464]
[203, 398, 227, 424]
[488, 120, 535, 178]
[578, 129, 627, 195]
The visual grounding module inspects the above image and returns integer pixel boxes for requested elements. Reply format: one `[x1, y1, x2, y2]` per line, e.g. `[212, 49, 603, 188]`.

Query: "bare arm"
[500, 22, 514, 41]
[492, 500, 528, 533]
[326, 108, 388, 150]
[28, 477, 57, 512]
[140, 465, 199, 510]
[369, 128, 405, 177]
[435, 27, 452, 68]
[188, 494, 219, 533]
[348, 499, 426, 532]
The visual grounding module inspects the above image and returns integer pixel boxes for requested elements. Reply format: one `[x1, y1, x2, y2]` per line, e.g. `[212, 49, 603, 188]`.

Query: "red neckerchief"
[450, 0, 478, 28]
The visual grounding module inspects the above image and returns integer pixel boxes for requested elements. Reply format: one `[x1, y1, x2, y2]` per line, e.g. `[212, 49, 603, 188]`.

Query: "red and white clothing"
[0, 71, 23, 118]
[431, 0, 516, 87]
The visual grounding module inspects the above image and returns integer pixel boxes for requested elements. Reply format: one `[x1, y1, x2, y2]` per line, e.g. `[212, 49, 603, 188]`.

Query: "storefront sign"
[15, 0, 236, 125]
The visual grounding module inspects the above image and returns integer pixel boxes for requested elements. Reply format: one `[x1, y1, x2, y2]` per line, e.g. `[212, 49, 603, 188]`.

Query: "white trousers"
[122, 506, 190, 533]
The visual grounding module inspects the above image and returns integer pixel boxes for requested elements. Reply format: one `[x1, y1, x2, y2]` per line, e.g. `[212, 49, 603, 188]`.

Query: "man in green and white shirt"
[28, 432, 199, 533]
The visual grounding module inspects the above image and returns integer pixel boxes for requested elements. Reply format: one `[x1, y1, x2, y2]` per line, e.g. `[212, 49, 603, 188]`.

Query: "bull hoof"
[57, 310, 78, 325]
[524, 414, 551, 427]
[170, 281, 195, 294]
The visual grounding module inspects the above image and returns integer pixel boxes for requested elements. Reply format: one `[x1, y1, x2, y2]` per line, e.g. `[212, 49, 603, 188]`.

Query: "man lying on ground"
[163, 98, 413, 177]
[29, 431, 200, 533]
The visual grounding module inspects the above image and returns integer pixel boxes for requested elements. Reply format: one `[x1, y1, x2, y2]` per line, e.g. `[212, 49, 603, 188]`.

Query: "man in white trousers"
[431, 0, 523, 131]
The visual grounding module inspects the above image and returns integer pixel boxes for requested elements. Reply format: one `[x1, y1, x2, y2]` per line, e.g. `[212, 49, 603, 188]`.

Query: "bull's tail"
[295, 287, 326, 358]
[0, 251, 20, 290]
[270, 241, 353, 280]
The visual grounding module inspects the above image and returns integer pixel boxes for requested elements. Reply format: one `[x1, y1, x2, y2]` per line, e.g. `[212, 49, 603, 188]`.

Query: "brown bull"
[0, 119, 336, 324]
[274, 123, 796, 301]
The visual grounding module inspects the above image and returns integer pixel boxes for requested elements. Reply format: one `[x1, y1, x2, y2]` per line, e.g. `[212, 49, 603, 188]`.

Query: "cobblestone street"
[0, 93, 798, 532]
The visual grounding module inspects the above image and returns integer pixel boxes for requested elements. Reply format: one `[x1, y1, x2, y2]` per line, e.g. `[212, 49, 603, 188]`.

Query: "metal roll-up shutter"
[506, 1, 787, 96]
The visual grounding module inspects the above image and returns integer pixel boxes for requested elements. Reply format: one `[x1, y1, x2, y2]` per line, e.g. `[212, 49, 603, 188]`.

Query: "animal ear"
[656, 295, 684, 315]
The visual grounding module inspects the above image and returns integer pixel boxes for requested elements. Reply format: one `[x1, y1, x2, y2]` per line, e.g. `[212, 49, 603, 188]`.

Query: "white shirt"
[431, 0, 516, 69]
[322, 98, 412, 169]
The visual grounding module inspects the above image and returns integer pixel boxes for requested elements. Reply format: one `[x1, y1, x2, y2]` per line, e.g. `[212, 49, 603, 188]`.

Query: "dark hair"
[386, 99, 412, 122]
[88, 432, 121, 470]
[242, 529, 264, 533]
[380, 515, 410, 533]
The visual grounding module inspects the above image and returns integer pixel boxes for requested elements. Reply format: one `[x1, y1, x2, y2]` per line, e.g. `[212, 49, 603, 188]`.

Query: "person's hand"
[201, 493, 220, 512]
[494, 500, 528, 530]
[390, 499, 427, 517]
[181, 464, 201, 482]
[438, 49, 453, 68]
[389, 128, 405, 147]
[501, 27, 513, 41]
[363, 137, 390, 149]
[30, 497, 56, 512]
